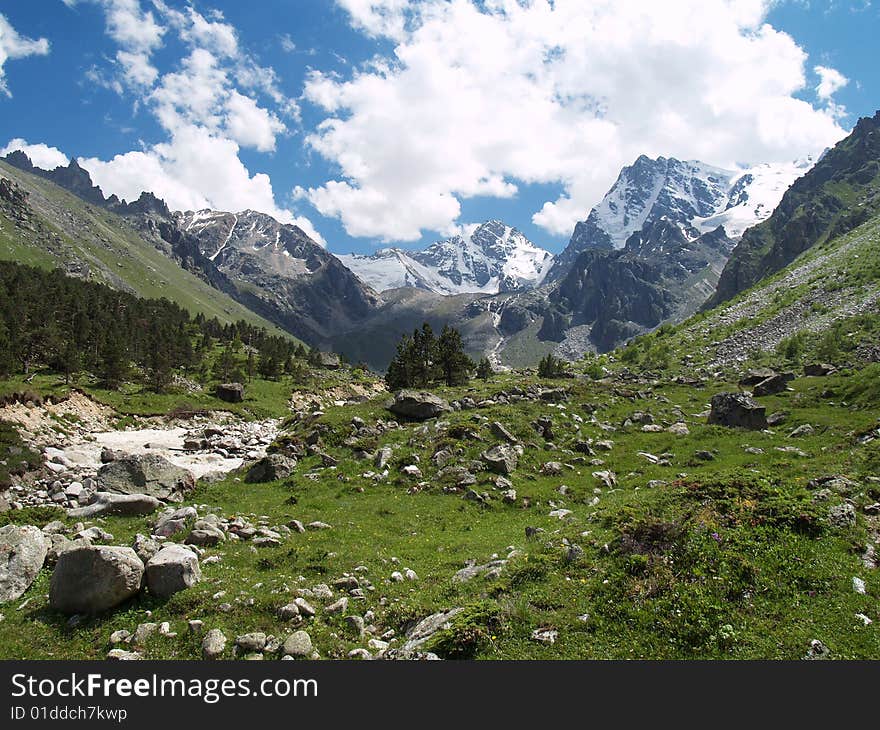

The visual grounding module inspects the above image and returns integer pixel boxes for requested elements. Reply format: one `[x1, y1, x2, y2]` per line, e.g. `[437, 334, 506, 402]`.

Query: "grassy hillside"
[0, 160, 291, 338]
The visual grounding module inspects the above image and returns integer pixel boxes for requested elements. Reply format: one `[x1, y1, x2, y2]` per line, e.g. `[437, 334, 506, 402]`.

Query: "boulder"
[244, 453, 297, 483]
[50, 546, 144, 614]
[707, 392, 768, 430]
[97, 455, 195, 502]
[202, 629, 227, 659]
[0, 525, 50, 603]
[752, 372, 794, 397]
[400, 608, 464, 654]
[153, 506, 197, 537]
[67, 492, 162, 518]
[282, 630, 313, 658]
[481, 444, 518, 474]
[738, 367, 778, 387]
[215, 383, 244, 403]
[145, 544, 201, 598]
[387, 390, 452, 421]
[804, 363, 836, 377]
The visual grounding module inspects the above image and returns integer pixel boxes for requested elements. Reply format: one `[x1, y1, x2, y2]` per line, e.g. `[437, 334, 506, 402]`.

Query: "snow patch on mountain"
[339, 220, 554, 296]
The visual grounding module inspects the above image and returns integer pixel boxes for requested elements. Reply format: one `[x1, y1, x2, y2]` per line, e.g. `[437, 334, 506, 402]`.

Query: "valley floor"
[1, 363, 879, 660]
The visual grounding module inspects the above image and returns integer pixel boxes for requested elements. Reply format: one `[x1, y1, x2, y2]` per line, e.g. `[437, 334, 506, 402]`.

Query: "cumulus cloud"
[303, 0, 848, 241]
[815, 65, 848, 100]
[1, 138, 69, 169]
[0, 14, 50, 97]
[66, 0, 321, 242]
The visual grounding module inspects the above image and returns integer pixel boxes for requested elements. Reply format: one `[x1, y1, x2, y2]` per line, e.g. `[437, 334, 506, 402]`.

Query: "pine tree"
[437, 324, 473, 386]
[411, 323, 437, 386]
[476, 356, 493, 380]
[385, 333, 415, 391]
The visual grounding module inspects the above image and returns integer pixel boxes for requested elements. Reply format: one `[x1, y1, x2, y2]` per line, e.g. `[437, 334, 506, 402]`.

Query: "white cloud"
[815, 65, 848, 100]
[66, 1, 320, 241]
[0, 14, 50, 98]
[304, 0, 848, 241]
[279, 33, 296, 53]
[79, 124, 324, 245]
[1, 138, 69, 169]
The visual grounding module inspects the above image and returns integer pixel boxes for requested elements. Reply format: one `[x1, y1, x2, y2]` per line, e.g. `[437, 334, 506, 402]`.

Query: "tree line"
[0, 261, 320, 391]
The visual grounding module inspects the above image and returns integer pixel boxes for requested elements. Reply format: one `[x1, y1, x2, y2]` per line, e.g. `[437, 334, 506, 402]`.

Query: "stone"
[132, 534, 161, 563]
[490, 421, 518, 444]
[202, 629, 227, 659]
[387, 390, 452, 421]
[107, 649, 142, 660]
[278, 603, 301, 620]
[215, 383, 245, 403]
[752, 372, 794, 397]
[481, 444, 518, 475]
[400, 608, 463, 653]
[345, 615, 365, 637]
[828, 503, 856, 528]
[804, 639, 830, 660]
[282, 630, 313, 658]
[244, 453, 297, 483]
[145, 545, 201, 598]
[0, 525, 50, 603]
[67, 492, 163, 518]
[317, 352, 341, 369]
[374, 447, 393, 470]
[803, 363, 836, 377]
[401, 465, 422, 478]
[294, 597, 316, 617]
[541, 461, 563, 475]
[789, 424, 815, 438]
[853, 577, 866, 594]
[153, 506, 197, 537]
[325, 597, 348, 615]
[235, 632, 267, 652]
[738, 367, 778, 386]
[50, 546, 144, 614]
[531, 628, 558, 645]
[592, 470, 617, 488]
[707, 392, 768, 430]
[666, 422, 690, 436]
[97, 455, 195, 502]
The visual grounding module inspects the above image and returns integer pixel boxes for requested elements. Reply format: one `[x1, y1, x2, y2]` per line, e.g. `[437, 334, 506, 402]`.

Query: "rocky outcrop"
[215, 383, 244, 403]
[67, 492, 163, 518]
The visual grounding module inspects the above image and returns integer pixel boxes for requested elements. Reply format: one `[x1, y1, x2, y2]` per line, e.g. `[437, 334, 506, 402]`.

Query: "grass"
[1, 367, 878, 659]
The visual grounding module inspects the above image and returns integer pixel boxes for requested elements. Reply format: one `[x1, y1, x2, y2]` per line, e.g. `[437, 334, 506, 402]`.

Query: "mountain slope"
[176, 209, 380, 345]
[338, 220, 553, 295]
[0, 159, 289, 336]
[707, 110, 880, 308]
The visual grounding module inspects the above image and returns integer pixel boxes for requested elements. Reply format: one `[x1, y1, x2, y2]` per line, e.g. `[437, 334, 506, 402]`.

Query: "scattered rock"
[481, 444, 518, 475]
[0, 525, 50, 603]
[387, 390, 452, 421]
[202, 629, 227, 659]
[215, 383, 245, 403]
[707, 392, 768, 430]
[50, 546, 144, 614]
[282, 630, 313, 658]
[67, 492, 162, 518]
[752, 372, 794, 397]
[145, 544, 201, 598]
[244, 453, 297, 483]
[97, 454, 195, 502]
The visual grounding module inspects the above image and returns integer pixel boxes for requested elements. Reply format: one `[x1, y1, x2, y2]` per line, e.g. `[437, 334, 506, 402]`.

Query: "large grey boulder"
[481, 444, 518, 474]
[244, 453, 297, 483]
[215, 383, 244, 403]
[145, 544, 201, 598]
[708, 392, 768, 430]
[738, 367, 778, 387]
[67, 492, 162, 518]
[0, 525, 50, 603]
[387, 390, 452, 421]
[97, 454, 195, 502]
[50, 546, 144, 614]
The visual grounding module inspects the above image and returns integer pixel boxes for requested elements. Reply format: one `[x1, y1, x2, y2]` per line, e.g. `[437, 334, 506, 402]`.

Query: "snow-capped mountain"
[338, 220, 554, 296]
[547, 155, 814, 281]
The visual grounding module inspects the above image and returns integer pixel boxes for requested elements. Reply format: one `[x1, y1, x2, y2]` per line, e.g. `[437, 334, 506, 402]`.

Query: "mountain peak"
[339, 219, 553, 295]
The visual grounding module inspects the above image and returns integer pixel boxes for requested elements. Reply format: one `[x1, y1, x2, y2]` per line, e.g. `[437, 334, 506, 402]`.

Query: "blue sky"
[0, 1, 876, 256]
